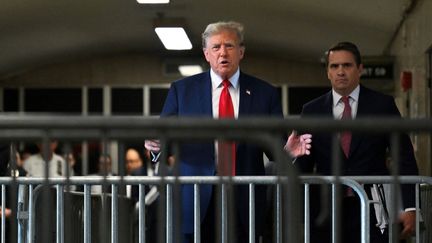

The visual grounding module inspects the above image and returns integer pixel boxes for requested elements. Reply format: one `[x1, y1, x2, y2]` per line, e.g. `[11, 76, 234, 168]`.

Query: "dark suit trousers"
[182, 185, 260, 243]
[310, 195, 389, 243]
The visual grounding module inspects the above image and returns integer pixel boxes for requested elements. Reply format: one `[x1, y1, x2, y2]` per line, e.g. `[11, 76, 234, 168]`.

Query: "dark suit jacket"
[296, 85, 419, 208]
[161, 70, 283, 234]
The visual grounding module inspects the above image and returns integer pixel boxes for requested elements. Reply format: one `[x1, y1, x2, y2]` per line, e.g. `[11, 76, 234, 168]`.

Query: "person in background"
[90, 154, 114, 194]
[0, 144, 27, 243]
[291, 41, 419, 243]
[23, 140, 69, 177]
[125, 147, 144, 176]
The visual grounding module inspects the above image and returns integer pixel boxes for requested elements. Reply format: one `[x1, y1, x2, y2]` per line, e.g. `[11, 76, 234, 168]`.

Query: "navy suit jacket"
[296, 85, 419, 208]
[161, 70, 283, 234]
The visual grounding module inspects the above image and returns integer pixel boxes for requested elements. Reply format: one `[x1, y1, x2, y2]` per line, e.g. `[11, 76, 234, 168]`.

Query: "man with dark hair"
[294, 41, 419, 243]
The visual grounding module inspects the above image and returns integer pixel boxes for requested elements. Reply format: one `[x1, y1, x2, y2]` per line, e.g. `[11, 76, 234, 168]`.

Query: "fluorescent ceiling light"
[155, 27, 192, 50]
[137, 0, 169, 4]
[178, 65, 203, 76]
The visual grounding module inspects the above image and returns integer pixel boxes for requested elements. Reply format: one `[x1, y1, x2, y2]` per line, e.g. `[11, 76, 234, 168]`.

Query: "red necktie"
[340, 96, 352, 158]
[218, 80, 236, 175]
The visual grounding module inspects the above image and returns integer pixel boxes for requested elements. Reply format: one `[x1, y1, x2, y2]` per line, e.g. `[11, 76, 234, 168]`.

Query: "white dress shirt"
[332, 85, 360, 119]
[211, 68, 240, 118]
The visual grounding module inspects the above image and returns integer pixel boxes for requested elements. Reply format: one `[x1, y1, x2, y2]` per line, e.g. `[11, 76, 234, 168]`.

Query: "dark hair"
[325, 42, 362, 67]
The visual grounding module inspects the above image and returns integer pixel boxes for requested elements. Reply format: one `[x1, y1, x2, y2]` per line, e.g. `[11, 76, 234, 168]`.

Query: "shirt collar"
[211, 68, 240, 90]
[332, 85, 360, 107]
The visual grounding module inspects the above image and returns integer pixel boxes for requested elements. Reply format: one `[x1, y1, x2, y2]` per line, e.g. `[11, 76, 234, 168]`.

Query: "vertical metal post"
[304, 184, 310, 243]
[28, 185, 33, 243]
[221, 183, 227, 243]
[389, 133, 401, 243]
[84, 185, 91, 243]
[415, 183, 420, 243]
[111, 185, 118, 243]
[331, 184, 338, 243]
[331, 135, 342, 243]
[139, 184, 146, 243]
[275, 183, 281, 243]
[194, 184, 201, 243]
[248, 183, 255, 243]
[56, 185, 64, 243]
[1, 185, 5, 243]
[166, 184, 173, 243]
[17, 184, 26, 243]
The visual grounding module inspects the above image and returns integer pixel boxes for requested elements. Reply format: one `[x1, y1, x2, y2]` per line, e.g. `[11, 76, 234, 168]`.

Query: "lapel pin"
[246, 90, 251, 95]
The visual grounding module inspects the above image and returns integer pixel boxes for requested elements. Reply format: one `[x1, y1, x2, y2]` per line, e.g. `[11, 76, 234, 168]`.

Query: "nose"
[219, 45, 228, 56]
[336, 66, 345, 76]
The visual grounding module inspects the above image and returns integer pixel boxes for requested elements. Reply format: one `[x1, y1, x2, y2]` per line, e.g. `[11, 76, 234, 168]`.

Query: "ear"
[203, 48, 210, 62]
[358, 63, 364, 78]
[239, 46, 245, 59]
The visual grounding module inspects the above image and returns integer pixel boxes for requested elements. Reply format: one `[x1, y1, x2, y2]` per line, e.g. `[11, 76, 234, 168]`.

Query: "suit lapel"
[322, 91, 334, 115]
[238, 73, 252, 116]
[196, 72, 213, 117]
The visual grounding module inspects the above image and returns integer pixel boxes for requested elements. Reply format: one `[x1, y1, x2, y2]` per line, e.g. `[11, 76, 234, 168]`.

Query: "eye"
[212, 45, 220, 51]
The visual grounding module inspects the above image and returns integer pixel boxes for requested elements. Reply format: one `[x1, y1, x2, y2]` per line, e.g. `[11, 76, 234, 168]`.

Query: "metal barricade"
[0, 116, 431, 243]
[0, 175, 430, 243]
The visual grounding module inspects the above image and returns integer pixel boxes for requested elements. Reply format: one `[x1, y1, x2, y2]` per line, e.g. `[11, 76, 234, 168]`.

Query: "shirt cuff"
[404, 207, 416, 212]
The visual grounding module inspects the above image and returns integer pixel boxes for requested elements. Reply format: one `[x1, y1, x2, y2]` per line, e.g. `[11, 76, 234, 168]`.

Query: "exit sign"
[361, 64, 393, 79]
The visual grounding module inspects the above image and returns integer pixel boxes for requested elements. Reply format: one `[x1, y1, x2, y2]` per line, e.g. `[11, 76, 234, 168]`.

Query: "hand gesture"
[144, 139, 161, 152]
[399, 210, 416, 239]
[284, 131, 312, 157]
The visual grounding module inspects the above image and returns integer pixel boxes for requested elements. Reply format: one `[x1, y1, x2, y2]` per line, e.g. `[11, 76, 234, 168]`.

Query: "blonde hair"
[201, 21, 244, 48]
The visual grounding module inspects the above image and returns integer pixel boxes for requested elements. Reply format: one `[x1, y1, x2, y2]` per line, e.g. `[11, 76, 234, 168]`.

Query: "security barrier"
[0, 116, 431, 243]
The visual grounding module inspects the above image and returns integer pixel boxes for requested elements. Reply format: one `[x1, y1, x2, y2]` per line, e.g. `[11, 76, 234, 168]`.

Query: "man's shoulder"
[360, 85, 393, 100]
[304, 91, 331, 108]
[172, 72, 209, 86]
[25, 154, 43, 163]
[239, 72, 278, 92]
[51, 153, 66, 163]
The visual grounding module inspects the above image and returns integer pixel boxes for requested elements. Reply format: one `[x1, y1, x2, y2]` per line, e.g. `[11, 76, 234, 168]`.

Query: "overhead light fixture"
[178, 65, 203, 76]
[153, 17, 193, 50]
[137, 0, 169, 4]
[155, 27, 192, 50]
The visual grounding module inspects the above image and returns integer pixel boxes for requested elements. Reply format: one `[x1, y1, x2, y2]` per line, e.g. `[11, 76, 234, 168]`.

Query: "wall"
[0, 53, 328, 87]
[390, 0, 431, 175]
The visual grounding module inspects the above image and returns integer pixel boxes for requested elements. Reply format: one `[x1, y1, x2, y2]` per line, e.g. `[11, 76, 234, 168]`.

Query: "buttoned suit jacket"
[160, 70, 283, 234]
[296, 85, 418, 208]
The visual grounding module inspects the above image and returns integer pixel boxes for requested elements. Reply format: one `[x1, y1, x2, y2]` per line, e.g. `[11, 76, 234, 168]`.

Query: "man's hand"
[0, 207, 12, 218]
[399, 210, 416, 239]
[144, 139, 161, 152]
[284, 131, 312, 157]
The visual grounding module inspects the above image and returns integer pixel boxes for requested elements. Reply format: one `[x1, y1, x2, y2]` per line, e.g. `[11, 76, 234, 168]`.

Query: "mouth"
[220, 60, 229, 65]
[336, 78, 347, 83]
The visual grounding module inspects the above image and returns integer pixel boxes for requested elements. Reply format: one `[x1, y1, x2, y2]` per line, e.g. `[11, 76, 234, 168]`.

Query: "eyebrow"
[329, 62, 354, 67]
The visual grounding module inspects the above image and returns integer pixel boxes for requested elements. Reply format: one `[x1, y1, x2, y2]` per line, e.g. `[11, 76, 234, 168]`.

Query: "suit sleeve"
[386, 98, 419, 208]
[0, 144, 10, 176]
[161, 82, 179, 117]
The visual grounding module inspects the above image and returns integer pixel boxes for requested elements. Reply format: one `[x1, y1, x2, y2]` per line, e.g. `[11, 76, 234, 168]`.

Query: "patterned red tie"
[340, 96, 352, 158]
[218, 79, 236, 175]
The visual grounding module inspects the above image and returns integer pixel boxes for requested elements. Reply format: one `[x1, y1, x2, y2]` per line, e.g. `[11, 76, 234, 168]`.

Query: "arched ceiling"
[0, 0, 412, 77]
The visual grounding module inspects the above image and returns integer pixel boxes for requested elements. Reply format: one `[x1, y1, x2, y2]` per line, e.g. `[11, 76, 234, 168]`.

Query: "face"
[98, 156, 112, 174]
[327, 50, 363, 96]
[203, 30, 245, 80]
[125, 149, 143, 175]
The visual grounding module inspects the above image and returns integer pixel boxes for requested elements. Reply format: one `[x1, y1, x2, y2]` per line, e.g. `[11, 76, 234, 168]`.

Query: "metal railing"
[0, 115, 431, 243]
